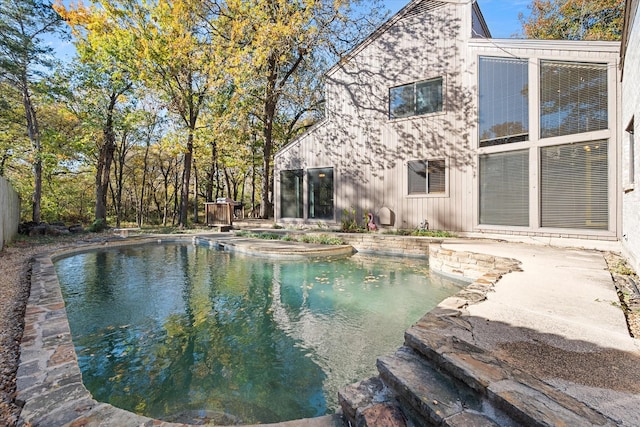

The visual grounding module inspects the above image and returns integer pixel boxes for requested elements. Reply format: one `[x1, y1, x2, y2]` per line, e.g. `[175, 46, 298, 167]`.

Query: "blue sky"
[49, 0, 531, 61]
[383, 0, 530, 38]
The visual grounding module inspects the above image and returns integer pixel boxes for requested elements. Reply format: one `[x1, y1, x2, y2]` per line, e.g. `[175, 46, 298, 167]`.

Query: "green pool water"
[55, 242, 465, 424]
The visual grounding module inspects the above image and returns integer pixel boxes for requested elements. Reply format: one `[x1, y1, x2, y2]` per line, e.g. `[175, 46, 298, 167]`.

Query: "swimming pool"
[54, 241, 465, 424]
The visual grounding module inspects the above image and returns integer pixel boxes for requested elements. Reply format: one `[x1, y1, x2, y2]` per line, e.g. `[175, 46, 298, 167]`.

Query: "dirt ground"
[0, 233, 113, 426]
[605, 252, 640, 338]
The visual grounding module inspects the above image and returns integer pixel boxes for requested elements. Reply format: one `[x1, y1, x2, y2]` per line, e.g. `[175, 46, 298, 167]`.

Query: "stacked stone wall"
[320, 233, 434, 257]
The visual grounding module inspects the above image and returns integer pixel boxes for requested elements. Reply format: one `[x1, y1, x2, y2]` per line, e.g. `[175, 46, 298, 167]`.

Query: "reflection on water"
[55, 243, 465, 424]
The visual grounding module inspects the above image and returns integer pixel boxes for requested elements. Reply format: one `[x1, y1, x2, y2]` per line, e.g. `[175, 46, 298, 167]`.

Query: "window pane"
[280, 170, 303, 218]
[428, 159, 446, 193]
[390, 85, 415, 119]
[540, 141, 608, 229]
[479, 150, 529, 226]
[408, 160, 427, 194]
[308, 168, 334, 220]
[416, 78, 443, 115]
[540, 61, 608, 138]
[479, 57, 529, 147]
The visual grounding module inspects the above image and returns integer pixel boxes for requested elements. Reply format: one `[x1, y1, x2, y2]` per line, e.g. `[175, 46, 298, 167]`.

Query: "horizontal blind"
[479, 150, 529, 226]
[540, 61, 608, 138]
[540, 141, 608, 229]
[479, 57, 529, 146]
[428, 160, 446, 193]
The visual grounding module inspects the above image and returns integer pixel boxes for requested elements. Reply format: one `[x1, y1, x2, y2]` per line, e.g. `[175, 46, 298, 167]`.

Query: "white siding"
[622, 0, 640, 271]
[276, 0, 475, 231]
[275, 2, 622, 240]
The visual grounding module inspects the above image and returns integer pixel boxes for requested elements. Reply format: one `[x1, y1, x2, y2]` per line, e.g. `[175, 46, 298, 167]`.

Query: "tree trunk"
[95, 92, 119, 223]
[206, 140, 217, 202]
[178, 130, 193, 227]
[251, 134, 257, 217]
[21, 80, 42, 223]
[260, 57, 278, 219]
[192, 160, 199, 223]
[138, 139, 151, 227]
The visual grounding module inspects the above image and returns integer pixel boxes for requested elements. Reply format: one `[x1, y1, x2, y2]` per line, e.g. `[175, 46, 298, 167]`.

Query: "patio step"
[395, 315, 617, 426]
[377, 347, 502, 427]
[340, 311, 618, 426]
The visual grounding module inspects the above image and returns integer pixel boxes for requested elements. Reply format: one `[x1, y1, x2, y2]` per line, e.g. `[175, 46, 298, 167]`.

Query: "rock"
[28, 225, 46, 236]
[68, 224, 84, 233]
[45, 226, 70, 236]
[357, 403, 406, 427]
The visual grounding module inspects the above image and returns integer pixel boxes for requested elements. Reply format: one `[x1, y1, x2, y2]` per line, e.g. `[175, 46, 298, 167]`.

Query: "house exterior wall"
[276, 0, 476, 231]
[275, 0, 622, 240]
[622, 0, 640, 270]
[469, 39, 620, 240]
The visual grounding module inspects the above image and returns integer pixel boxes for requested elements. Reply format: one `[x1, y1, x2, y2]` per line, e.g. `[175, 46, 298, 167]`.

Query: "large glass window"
[540, 61, 608, 138]
[408, 160, 446, 194]
[479, 150, 529, 226]
[540, 141, 608, 229]
[280, 169, 303, 218]
[390, 77, 443, 119]
[479, 57, 529, 147]
[308, 168, 334, 220]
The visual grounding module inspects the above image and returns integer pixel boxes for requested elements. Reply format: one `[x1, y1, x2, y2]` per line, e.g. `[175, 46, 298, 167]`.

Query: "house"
[274, 0, 621, 241]
[621, 0, 640, 271]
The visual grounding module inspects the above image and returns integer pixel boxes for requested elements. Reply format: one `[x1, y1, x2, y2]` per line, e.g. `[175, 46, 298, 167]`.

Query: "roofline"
[326, 0, 467, 77]
[469, 37, 621, 54]
[274, 118, 329, 160]
[620, 0, 639, 75]
[471, 0, 491, 38]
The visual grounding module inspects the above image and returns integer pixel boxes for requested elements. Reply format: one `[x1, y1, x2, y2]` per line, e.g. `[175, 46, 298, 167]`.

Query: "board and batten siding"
[275, 0, 622, 240]
[275, 0, 476, 232]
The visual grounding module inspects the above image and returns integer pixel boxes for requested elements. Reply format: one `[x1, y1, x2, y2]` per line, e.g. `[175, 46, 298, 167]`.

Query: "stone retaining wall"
[428, 244, 521, 281]
[0, 176, 20, 250]
[314, 233, 436, 257]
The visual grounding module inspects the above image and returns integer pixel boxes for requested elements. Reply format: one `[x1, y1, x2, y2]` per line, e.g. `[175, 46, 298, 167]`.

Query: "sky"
[383, 0, 530, 38]
[49, 0, 531, 62]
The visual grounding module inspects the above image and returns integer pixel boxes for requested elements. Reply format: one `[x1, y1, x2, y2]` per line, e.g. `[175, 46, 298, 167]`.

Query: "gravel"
[0, 240, 45, 426]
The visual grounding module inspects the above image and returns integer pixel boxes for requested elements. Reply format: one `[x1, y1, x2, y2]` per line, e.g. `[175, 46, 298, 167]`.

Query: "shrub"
[341, 208, 364, 232]
[300, 234, 345, 245]
[88, 218, 108, 233]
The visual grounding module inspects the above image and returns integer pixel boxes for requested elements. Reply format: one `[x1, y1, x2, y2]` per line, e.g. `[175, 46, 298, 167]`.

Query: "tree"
[55, 2, 137, 224]
[520, 0, 624, 41]
[0, 0, 66, 222]
[85, 0, 228, 227]
[215, 0, 383, 218]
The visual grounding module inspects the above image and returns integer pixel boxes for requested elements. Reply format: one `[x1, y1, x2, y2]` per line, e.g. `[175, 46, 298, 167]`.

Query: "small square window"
[408, 159, 446, 195]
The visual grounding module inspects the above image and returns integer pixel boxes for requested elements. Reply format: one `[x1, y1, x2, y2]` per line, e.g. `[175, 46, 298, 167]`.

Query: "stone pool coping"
[15, 234, 519, 426]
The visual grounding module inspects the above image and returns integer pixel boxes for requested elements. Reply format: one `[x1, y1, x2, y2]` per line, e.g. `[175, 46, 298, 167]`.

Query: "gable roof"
[326, 0, 482, 77]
